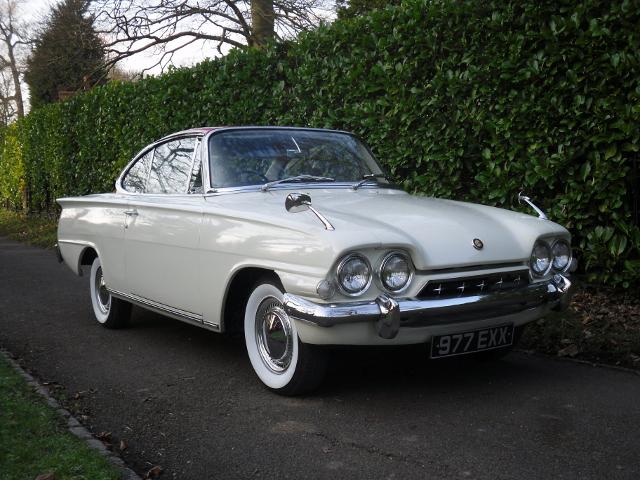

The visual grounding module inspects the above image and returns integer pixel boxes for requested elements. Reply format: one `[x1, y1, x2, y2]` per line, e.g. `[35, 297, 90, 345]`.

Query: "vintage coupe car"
[57, 126, 575, 394]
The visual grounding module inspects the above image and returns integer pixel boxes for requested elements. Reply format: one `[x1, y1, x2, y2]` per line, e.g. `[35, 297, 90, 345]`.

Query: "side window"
[122, 150, 153, 193]
[147, 137, 196, 194]
[189, 140, 203, 194]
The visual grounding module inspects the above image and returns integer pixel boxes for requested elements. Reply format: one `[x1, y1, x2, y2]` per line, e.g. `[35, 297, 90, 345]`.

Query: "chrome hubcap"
[255, 298, 293, 373]
[94, 266, 111, 314]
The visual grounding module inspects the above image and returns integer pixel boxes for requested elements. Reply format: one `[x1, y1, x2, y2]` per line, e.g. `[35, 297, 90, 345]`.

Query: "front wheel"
[244, 280, 327, 395]
[89, 257, 131, 329]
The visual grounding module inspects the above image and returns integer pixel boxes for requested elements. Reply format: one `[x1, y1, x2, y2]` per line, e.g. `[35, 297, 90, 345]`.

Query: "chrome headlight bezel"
[551, 239, 572, 272]
[378, 251, 413, 293]
[530, 240, 553, 277]
[336, 253, 372, 296]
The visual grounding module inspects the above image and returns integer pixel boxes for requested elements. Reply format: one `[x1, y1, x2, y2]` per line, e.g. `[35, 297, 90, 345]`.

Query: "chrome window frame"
[116, 133, 203, 196]
[187, 137, 204, 194]
[116, 127, 403, 197]
[120, 148, 154, 194]
[203, 126, 394, 192]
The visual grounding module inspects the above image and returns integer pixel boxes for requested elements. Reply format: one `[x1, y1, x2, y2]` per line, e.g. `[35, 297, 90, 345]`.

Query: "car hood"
[206, 188, 569, 270]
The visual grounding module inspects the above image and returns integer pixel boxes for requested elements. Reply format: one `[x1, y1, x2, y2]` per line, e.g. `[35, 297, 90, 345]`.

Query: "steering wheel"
[239, 170, 269, 183]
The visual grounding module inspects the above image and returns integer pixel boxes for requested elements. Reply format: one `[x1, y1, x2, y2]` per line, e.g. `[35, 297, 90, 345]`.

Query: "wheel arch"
[79, 246, 99, 271]
[57, 240, 102, 277]
[221, 267, 283, 334]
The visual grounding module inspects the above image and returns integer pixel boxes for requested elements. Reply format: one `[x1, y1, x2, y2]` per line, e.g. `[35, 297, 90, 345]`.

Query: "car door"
[123, 136, 205, 318]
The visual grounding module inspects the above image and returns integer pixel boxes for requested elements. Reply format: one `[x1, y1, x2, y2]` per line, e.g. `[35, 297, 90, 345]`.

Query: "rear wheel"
[244, 280, 327, 395]
[89, 257, 131, 329]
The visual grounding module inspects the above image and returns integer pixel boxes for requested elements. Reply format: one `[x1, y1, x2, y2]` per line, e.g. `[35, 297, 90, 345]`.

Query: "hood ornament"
[518, 192, 548, 220]
[285, 193, 335, 231]
[473, 238, 484, 250]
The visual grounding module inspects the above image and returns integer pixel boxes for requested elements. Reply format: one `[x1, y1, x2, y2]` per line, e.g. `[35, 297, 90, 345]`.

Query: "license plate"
[430, 324, 514, 358]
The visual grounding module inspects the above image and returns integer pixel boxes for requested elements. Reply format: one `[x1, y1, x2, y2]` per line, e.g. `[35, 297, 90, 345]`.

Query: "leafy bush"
[0, 124, 24, 209]
[0, 0, 638, 286]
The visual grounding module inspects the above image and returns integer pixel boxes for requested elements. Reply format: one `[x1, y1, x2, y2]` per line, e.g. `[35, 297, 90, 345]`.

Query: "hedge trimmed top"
[0, 0, 638, 286]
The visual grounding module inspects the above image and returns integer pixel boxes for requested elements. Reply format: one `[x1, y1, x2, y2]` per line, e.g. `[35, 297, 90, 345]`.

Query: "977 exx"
[430, 325, 514, 358]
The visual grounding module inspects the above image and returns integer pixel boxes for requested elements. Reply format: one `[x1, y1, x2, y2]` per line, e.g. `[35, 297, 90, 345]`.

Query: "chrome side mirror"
[285, 192, 311, 213]
[518, 192, 548, 220]
[285, 193, 335, 231]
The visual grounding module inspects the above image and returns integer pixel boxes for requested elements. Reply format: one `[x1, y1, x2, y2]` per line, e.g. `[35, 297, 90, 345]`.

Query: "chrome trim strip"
[57, 239, 92, 246]
[202, 319, 221, 331]
[108, 289, 205, 324]
[283, 275, 573, 336]
[418, 262, 527, 275]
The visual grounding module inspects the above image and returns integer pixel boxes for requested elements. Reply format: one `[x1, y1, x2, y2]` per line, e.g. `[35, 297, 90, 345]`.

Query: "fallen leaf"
[35, 473, 55, 480]
[96, 431, 112, 441]
[558, 344, 579, 357]
[145, 465, 163, 479]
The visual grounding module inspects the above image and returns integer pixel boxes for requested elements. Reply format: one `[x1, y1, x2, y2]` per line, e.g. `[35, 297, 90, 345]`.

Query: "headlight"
[530, 241, 552, 276]
[552, 240, 571, 271]
[380, 252, 412, 292]
[337, 254, 372, 295]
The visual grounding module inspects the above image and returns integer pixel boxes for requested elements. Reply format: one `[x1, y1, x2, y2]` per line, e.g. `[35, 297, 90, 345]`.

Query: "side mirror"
[284, 192, 334, 231]
[517, 191, 548, 219]
[285, 192, 311, 213]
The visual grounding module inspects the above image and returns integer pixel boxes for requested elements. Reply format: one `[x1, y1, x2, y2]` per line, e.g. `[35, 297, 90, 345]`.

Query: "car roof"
[159, 126, 353, 142]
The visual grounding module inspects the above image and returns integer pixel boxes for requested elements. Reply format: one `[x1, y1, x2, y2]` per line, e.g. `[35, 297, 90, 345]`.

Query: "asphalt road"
[1, 237, 639, 479]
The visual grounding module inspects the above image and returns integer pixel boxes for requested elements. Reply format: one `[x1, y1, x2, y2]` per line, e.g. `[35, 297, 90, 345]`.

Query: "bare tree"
[0, 0, 29, 119]
[0, 70, 16, 125]
[91, 0, 333, 74]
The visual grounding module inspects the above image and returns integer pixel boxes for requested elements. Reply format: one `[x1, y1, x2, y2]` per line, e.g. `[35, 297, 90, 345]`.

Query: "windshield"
[207, 129, 387, 189]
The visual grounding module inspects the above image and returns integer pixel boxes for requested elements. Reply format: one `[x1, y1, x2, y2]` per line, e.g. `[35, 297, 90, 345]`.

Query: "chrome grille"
[418, 271, 529, 299]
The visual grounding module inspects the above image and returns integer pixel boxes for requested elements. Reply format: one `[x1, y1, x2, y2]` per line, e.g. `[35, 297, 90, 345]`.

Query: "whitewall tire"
[244, 280, 327, 395]
[89, 257, 131, 329]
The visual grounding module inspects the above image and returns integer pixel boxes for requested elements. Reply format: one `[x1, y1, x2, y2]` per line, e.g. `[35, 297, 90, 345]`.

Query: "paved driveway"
[1, 237, 639, 479]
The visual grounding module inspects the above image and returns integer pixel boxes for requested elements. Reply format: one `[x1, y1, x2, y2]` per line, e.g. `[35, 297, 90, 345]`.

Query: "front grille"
[418, 271, 529, 299]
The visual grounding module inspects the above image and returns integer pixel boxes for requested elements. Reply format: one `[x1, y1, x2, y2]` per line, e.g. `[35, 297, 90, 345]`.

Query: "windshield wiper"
[352, 173, 388, 190]
[261, 175, 335, 192]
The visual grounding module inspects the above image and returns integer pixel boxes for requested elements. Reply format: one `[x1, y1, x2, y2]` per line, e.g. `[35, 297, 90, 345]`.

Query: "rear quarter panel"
[57, 194, 128, 291]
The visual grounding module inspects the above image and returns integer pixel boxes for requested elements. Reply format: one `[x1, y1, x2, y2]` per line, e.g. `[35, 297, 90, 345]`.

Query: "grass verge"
[0, 209, 57, 249]
[0, 355, 121, 480]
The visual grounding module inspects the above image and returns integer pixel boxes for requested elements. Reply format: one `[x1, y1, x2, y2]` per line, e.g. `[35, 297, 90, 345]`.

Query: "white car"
[56, 127, 575, 394]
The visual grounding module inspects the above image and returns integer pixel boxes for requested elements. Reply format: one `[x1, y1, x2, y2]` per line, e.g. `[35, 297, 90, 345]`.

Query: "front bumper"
[283, 274, 574, 341]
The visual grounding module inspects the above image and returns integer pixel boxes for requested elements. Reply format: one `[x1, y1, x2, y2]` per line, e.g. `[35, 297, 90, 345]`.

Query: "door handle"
[124, 209, 138, 229]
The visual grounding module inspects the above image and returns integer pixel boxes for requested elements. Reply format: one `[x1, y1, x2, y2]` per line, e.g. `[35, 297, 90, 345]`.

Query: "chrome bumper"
[283, 275, 574, 340]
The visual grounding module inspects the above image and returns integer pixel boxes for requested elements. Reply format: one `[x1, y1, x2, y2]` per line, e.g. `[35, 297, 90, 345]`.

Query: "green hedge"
[1, 0, 639, 286]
